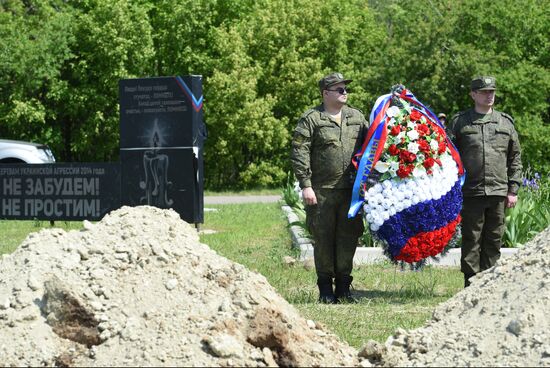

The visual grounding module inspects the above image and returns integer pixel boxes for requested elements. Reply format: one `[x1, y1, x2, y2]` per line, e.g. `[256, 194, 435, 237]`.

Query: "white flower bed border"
[281, 204, 517, 267]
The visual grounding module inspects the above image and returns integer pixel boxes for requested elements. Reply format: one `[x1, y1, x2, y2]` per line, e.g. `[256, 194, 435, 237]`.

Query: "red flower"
[416, 124, 430, 136]
[399, 150, 416, 163]
[394, 216, 461, 263]
[390, 125, 401, 136]
[396, 164, 413, 178]
[410, 110, 423, 122]
[438, 142, 446, 154]
[423, 157, 435, 169]
[435, 158, 442, 166]
[418, 139, 431, 154]
[388, 144, 400, 156]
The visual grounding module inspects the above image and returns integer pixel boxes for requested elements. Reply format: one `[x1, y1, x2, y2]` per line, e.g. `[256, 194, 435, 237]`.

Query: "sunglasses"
[325, 87, 349, 94]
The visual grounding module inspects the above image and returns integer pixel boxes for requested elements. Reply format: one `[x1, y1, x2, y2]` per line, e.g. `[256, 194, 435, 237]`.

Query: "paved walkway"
[204, 195, 282, 205]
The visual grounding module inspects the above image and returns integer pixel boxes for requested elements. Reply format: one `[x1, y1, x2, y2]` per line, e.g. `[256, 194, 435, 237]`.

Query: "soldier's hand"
[505, 193, 518, 208]
[302, 187, 317, 206]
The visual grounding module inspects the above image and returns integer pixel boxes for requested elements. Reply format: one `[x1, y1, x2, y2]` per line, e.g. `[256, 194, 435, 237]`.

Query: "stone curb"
[281, 205, 519, 266]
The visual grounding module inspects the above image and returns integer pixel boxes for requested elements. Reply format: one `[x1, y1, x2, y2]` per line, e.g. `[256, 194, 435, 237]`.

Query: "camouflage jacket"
[447, 108, 522, 197]
[291, 104, 369, 189]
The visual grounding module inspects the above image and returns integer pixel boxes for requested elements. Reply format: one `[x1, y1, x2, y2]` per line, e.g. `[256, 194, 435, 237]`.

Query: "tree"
[53, 0, 155, 162]
[0, 0, 73, 150]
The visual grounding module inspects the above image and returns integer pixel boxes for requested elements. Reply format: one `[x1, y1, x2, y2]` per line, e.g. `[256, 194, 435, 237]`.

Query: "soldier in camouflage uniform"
[447, 76, 522, 287]
[291, 73, 369, 303]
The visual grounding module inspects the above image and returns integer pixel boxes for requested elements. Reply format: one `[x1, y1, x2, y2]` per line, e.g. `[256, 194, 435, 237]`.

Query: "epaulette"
[450, 110, 467, 124]
[346, 104, 364, 115]
[452, 110, 468, 119]
[300, 107, 319, 120]
[499, 111, 515, 125]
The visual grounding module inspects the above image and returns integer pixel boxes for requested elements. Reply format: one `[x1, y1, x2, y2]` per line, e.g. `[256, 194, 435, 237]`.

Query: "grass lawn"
[0, 219, 83, 255]
[204, 188, 281, 196]
[1, 200, 464, 349]
[200, 202, 464, 347]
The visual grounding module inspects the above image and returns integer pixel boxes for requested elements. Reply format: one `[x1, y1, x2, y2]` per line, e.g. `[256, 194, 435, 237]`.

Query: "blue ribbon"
[348, 95, 391, 218]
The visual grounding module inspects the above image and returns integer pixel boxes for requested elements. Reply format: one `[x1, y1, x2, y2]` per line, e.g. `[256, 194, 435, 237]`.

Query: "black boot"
[317, 276, 337, 304]
[335, 275, 357, 303]
[464, 273, 475, 288]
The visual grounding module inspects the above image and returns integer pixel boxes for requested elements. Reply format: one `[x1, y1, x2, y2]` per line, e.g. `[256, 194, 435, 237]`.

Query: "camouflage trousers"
[305, 188, 364, 279]
[460, 196, 506, 275]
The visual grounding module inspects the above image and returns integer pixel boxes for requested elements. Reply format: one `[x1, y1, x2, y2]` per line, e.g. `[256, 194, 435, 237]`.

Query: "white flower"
[386, 106, 400, 117]
[367, 196, 377, 206]
[397, 131, 406, 141]
[395, 191, 405, 201]
[407, 120, 416, 130]
[382, 180, 393, 190]
[388, 118, 396, 127]
[407, 130, 420, 141]
[412, 166, 426, 178]
[374, 161, 390, 173]
[370, 223, 380, 231]
[430, 139, 439, 151]
[407, 142, 419, 154]
[372, 183, 383, 193]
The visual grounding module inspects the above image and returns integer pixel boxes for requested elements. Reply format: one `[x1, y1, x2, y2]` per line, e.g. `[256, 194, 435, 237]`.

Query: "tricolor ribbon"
[348, 94, 391, 217]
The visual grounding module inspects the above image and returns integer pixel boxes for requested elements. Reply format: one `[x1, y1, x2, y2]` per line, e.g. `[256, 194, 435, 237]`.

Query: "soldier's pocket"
[494, 128, 511, 151]
[345, 121, 362, 140]
[316, 123, 340, 145]
[305, 203, 320, 234]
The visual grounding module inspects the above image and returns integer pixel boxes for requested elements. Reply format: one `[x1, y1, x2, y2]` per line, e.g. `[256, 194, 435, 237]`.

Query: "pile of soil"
[1, 205, 548, 367]
[374, 226, 550, 367]
[0, 206, 358, 367]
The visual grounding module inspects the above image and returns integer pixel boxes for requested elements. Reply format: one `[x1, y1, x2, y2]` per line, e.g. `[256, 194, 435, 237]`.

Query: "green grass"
[204, 188, 281, 196]
[0, 219, 83, 255]
[200, 202, 463, 348]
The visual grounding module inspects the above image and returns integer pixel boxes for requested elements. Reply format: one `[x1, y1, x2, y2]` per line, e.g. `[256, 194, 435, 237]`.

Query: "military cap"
[318, 72, 352, 91]
[437, 113, 447, 119]
[471, 76, 497, 91]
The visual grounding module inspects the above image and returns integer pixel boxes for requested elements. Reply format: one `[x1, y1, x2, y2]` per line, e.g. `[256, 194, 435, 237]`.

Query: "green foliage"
[504, 172, 550, 247]
[0, 0, 548, 186]
[281, 175, 301, 209]
[280, 175, 307, 229]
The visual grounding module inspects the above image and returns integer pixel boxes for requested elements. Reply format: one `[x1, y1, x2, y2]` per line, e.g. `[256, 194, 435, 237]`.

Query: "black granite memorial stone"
[119, 76, 204, 224]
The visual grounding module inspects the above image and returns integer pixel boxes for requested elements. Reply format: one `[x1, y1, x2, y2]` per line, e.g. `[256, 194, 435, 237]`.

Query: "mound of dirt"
[374, 226, 550, 367]
[0, 206, 359, 367]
